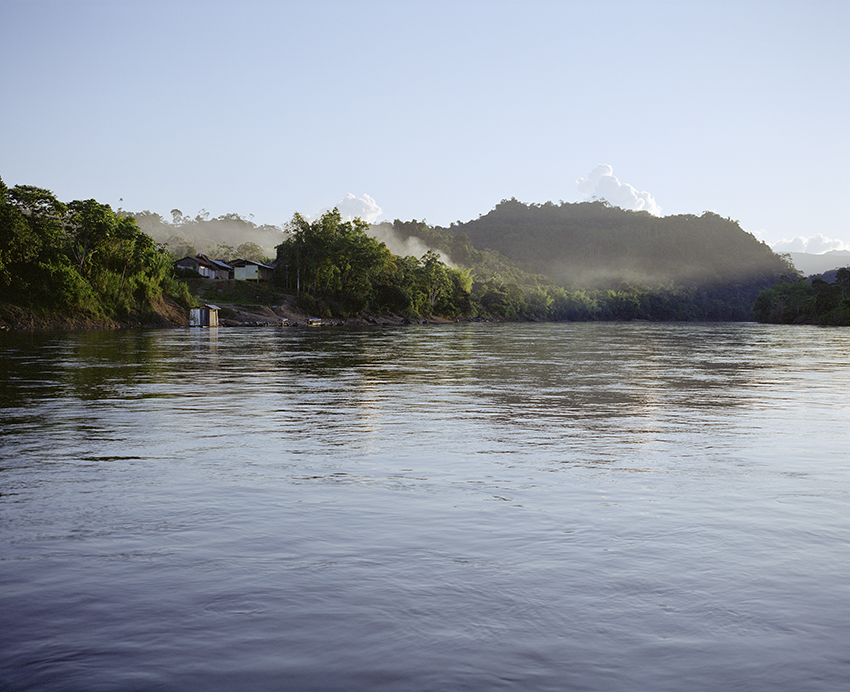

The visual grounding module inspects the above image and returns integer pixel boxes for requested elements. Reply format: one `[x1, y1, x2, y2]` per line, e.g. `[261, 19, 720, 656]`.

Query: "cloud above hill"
[770, 234, 850, 254]
[332, 193, 383, 223]
[576, 164, 661, 215]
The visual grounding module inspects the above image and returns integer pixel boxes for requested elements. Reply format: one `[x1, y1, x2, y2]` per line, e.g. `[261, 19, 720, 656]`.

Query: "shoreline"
[0, 296, 471, 333]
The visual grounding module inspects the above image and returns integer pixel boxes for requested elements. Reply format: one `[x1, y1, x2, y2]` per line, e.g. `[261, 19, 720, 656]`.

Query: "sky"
[1, 0, 848, 253]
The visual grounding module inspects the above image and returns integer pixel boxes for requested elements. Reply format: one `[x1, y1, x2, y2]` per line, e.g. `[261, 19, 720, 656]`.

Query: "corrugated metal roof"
[231, 259, 274, 268]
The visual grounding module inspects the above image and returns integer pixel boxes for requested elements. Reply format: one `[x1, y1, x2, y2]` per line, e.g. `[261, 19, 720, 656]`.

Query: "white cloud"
[770, 234, 850, 254]
[576, 164, 661, 215]
[332, 193, 383, 223]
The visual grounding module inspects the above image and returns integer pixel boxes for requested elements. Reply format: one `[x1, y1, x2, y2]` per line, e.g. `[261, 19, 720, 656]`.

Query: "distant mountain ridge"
[450, 198, 794, 289]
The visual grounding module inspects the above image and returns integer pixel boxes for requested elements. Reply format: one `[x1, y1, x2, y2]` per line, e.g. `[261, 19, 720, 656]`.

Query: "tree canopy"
[274, 210, 471, 318]
[0, 177, 188, 318]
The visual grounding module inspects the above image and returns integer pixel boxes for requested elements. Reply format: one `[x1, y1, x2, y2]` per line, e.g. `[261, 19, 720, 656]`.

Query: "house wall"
[235, 265, 259, 281]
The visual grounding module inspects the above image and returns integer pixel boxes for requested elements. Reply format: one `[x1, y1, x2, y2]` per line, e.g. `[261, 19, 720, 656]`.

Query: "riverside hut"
[189, 304, 221, 327]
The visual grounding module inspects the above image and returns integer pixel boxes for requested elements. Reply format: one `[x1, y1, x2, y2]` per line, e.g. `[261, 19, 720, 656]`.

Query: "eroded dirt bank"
[0, 295, 189, 332]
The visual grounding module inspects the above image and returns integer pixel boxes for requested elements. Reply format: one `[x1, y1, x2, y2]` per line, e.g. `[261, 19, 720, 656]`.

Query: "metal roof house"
[175, 255, 233, 280]
[189, 304, 221, 327]
[230, 259, 275, 282]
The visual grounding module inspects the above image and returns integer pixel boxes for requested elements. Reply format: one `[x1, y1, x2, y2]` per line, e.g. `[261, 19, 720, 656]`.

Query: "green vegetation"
[3, 177, 818, 326]
[0, 177, 191, 321]
[753, 268, 850, 325]
[465, 278, 760, 322]
[449, 198, 794, 285]
[274, 210, 471, 319]
[388, 199, 800, 321]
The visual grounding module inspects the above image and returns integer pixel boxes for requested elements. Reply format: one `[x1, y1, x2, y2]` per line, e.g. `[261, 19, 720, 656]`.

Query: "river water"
[0, 322, 848, 691]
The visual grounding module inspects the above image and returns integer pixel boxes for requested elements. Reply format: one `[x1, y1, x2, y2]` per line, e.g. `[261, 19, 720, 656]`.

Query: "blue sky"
[2, 0, 848, 252]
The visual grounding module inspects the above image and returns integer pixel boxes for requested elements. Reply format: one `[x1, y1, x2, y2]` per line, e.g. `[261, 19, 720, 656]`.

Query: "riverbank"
[0, 295, 190, 332]
[0, 290, 462, 332]
[213, 294, 458, 328]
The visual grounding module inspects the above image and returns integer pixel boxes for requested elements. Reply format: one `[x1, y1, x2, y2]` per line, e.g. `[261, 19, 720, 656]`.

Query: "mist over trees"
[380, 198, 801, 321]
[450, 198, 794, 287]
[130, 209, 283, 261]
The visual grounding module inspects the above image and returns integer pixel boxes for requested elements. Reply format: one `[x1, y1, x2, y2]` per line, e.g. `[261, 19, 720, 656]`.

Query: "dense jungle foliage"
[274, 211, 472, 318]
[0, 178, 190, 320]
[753, 268, 850, 325]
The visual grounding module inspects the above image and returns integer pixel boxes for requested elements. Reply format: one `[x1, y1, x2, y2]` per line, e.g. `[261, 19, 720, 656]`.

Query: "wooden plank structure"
[189, 304, 221, 327]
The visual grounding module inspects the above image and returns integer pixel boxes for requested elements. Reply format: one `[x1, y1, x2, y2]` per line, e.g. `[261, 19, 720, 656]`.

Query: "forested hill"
[452, 198, 795, 288]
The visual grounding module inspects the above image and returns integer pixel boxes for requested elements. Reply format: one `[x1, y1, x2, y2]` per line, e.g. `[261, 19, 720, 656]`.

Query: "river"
[1, 322, 848, 691]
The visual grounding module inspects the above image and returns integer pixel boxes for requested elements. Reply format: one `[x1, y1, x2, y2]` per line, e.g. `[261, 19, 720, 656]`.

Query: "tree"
[272, 210, 471, 318]
[236, 242, 269, 263]
[415, 250, 451, 311]
[213, 242, 235, 259]
[274, 209, 395, 314]
[65, 199, 123, 274]
[753, 272, 850, 325]
[1, 176, 192, 316]
[0, 180, 70, 296]
[1, 180, 55, 285]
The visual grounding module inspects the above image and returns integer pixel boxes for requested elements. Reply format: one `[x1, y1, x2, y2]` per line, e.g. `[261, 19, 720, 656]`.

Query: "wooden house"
[230, 259, 275, 282]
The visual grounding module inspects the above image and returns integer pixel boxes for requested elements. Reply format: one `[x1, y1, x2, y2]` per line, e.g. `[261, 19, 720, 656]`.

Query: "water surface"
[1, 322, 848, 691]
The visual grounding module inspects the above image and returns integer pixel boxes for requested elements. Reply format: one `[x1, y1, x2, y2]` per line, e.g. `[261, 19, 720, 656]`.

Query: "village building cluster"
[175, 254, 275, 282]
